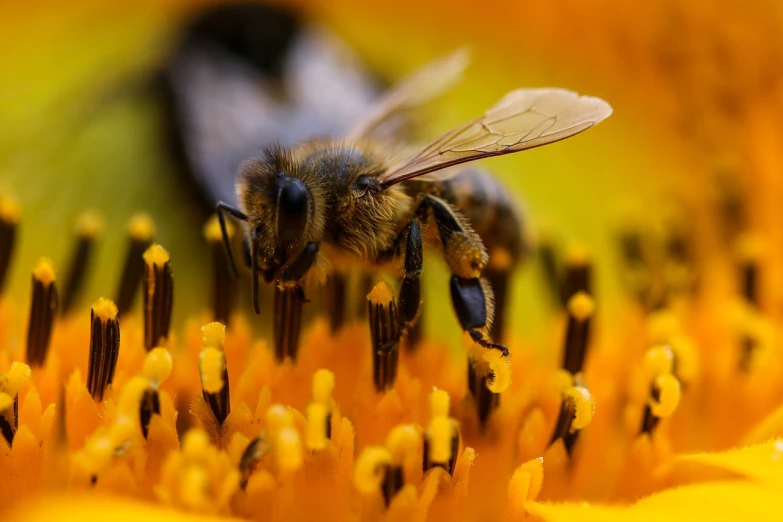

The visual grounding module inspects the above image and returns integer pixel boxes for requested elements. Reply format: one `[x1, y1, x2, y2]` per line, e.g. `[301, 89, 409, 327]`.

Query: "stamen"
[26, 258, 58, 367]
[548, 383, 595, 455]
[139, 387, 161, 440]
[204, 216, 236, 325]
[640, 373, 681, 435]
[61, 211, 104, 314]
[265, 404, 303, 474]
[199, 346, 230, 425]
[239, 436, 270, 489]
[305, 369, 335, 450]
[423, 389, 459, 475]
[367, 280, 400, 392]
[325, 273, 347, 332]
[273, 284, 305, 361]
[467, 355, 500, 425]
[86, 298, 120, 401]
[143, 244, 173, 351]
[0, 195, 20, 294]
[115, 213, 156, 316]
[0, 362, 31, 446]
[561, 292, 595, 374]
[354, 446, 394, 501]
[561, 245, 591, 306]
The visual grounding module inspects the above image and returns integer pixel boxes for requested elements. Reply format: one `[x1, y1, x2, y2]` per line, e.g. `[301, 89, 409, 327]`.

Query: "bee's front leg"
[272, 242, 319, 362]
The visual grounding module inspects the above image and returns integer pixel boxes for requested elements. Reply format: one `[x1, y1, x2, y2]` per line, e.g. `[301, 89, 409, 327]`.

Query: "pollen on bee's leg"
[115, 213, 155, 316]
[204, 215, 235, 326]
[561, 244, 591, 306]
[61, 211, 104, 315]
[143, 244, 173, 351]
[325, 273, 347, 332]
[423, 389, 459, 475]
[548, 380, 595, 456]
[0, 362, 32, 445]
[274, 284, 305, 361]
[86, 298, 120, 401]
[26, 258, 58, 367]
[306, 369, 335, 450]
[561, 292, 595, 375]
[199, 346, 230, 425]
[367, 280, 400, 392]
[0, 194, 20, 294]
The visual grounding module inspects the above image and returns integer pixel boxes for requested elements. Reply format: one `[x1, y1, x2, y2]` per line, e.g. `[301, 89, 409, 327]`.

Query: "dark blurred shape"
[156, 1, 381, 213]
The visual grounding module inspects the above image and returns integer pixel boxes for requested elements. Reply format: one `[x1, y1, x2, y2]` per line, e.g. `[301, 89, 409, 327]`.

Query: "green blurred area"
[0, 2, 686, 344]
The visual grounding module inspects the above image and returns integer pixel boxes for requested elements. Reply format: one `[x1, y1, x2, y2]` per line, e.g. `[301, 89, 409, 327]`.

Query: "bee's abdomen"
[438, 168, 528, 270]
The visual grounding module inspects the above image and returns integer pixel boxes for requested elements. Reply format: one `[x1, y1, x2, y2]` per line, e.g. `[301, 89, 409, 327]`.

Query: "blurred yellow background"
[1, 0, 779, 341]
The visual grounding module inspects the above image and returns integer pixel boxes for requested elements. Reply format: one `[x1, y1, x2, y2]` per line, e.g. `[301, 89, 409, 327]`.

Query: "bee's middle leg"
[423, 195, 508, 356]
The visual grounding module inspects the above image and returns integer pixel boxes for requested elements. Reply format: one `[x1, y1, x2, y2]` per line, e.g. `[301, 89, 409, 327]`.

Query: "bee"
[216, 51, 612, 355]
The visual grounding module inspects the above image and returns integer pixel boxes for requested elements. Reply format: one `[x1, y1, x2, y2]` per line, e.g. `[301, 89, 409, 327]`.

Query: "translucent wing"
[379, 88, 613, 187]
[346, 49, 469, 142]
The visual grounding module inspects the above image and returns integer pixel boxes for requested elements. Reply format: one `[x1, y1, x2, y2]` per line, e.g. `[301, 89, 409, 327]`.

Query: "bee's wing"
[379, 88, 613, 188]
[346, 49, 469, 142]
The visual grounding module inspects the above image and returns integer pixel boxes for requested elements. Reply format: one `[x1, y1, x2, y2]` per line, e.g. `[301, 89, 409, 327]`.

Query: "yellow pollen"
[266, 404, 294, 433]
[0, 392, 13, 412]
[565, 243, 591, 266]
[91, 297, 118, 322]
[567, 291, 595, 321]
[0, 194, 20, 223]
[128, 212, 156, 241]
[202, 322, 227, 349]
[670, 335, 699, 385]
[305, 402, 329, 451]
[4, 362, 31, 396]
[644, 345, 674, 379]
[386, 424, 419, 464]
[484, 349, 512, 393]
[117, 376, 151, 419]
[367, 279, 394, 304]
[143, 347, 173, 384]
[734, 233, 764, 262]
[75, 211, 105, 238]
[565, 385, 595, 431]
[275, 427, 303, 473]
[182, 429, 211, 460]
[179, 466, 209, 511]
[32, 257, 56, 286]
[428, 416, 453, 463]
[430, 388, 451, 417]
[354, 447, 393, 494]
[143, 243, 171, 268]
[312, 368, 335, 404]
[203, 214, 234, 242]
[199, 347, 226, 394]
[650, 373, 681, 418]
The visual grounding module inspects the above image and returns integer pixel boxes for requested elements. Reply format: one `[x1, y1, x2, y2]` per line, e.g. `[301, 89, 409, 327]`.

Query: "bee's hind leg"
[273, 242, 319, 362]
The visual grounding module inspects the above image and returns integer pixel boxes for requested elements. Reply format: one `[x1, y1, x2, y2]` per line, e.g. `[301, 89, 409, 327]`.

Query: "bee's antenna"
[251, 226, 261, 315]
[215, 202, 248, 278]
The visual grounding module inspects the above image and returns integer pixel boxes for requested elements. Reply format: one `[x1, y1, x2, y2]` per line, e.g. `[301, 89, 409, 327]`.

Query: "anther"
[26, 258, 58, 367]
[561, 292, 595, 375]
[467, 354, 500, 425]
[265, 404, 303, 474]
[204, 216, 236, 325]
[354, 446, 400, 506]
[367, 280, 400, 392]
[115, 213, 156, 316]
[238, 436, 270, 489]
[423, 389, 460, 475]
[139, 387, 161, 440]
[142, 244, 173, 351]
[199, 346, 230, 425]
[0, 362, 31, 446]
[640, 373, 681, 435]
[735, 234, 762, 307]
[273, 284, 305, 361]
[0, 195, 20, 294]
[306, 369, 335, 450]
[61, 211, 104, 314]
[548, 383, 595, 455]
[86, 298, 121, 401]
[561, 245, 591, 307]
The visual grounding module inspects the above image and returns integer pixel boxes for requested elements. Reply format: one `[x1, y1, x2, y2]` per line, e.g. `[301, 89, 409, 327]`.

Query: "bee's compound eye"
[277, 178, 310, 241]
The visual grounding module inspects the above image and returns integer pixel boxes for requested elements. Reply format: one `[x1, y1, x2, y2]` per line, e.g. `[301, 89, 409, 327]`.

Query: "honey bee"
[216, 51, 612, 354]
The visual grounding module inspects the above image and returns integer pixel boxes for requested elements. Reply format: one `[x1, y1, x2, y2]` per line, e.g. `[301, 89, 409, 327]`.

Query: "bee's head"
[236, 147, 323, 272]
